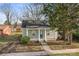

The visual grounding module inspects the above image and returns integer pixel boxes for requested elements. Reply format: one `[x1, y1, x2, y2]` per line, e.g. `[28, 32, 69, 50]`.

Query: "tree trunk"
[6, 14, 11, 25]
[69, 32, 72, 44]
[62, 30, 67, 44]
[62, 30, 71, 45]
[67, 31, 72, 45]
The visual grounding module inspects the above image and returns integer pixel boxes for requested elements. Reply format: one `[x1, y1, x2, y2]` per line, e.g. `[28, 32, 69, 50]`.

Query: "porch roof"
[22, 20, 49, 28]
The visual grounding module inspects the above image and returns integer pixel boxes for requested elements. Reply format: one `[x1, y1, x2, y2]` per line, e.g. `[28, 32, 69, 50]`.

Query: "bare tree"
[19, 3, 45, 21]
[0, 4, 13, 25]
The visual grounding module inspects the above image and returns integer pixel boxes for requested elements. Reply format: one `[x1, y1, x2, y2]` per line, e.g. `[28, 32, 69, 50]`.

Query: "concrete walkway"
[0, 51, 48, 56]
[43, 44, 79, 54]
[49, 48, 79, 54]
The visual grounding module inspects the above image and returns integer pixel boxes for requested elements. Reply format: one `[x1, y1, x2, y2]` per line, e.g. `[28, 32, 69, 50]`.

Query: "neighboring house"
[0, 24, 22, 36]
[0, 25, 12, 35]
[21, 20, 58, 42]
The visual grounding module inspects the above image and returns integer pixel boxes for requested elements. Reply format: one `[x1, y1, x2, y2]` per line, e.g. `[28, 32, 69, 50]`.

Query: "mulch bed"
[27, 41, 41, 46]
[15, 44, 43, 52]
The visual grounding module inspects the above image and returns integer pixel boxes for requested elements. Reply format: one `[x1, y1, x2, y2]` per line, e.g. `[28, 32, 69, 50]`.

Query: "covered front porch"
[22, 28, 48, 42]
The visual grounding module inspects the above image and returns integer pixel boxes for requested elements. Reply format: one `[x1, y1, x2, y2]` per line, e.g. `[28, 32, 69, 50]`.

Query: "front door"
[40, 30, 44, 41]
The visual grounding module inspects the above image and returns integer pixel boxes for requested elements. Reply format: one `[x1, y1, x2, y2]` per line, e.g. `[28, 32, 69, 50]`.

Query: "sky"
[0, 3, 26, 24]
[0, 12, 6, 24]
[0, 3, 44, 24]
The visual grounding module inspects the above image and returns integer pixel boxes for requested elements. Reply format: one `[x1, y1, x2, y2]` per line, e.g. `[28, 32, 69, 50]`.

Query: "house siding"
[22, 28, 26, 36]
[46, 30, 58, 41]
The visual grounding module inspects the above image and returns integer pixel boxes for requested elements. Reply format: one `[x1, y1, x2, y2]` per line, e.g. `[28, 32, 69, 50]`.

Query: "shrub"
[73, 32, 79, 42]
[5, 35, 17, 41]
[20, 36, 30, 44]
[0, 36, 6, 42]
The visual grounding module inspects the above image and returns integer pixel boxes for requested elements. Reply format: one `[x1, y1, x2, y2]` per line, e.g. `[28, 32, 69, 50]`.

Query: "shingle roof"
[22, 20, 49, 28]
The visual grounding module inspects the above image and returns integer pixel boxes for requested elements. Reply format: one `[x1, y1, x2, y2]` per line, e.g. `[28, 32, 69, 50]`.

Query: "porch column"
[26, 28, 28, 36]
[38, 28, 40, 41]
[44, 28, 47, 42]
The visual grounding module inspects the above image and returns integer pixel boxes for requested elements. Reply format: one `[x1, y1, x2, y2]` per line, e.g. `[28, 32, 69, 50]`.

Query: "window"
[32, 33, 35, 36]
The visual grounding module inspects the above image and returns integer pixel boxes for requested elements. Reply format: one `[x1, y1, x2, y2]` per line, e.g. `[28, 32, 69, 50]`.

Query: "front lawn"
[49, 44, 79, 50]
[1, 38, 79, 53]
[15, 44, 43, 52]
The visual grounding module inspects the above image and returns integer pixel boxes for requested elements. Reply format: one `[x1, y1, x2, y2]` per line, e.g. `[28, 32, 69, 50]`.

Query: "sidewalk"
[0, 51, 48, 56]
[1, 48, 79, 56]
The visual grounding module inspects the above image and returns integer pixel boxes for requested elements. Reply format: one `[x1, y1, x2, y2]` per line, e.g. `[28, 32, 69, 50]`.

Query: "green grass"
[51, 52, 79, 56]
[0, 39, 7, 42]
[0, 37, 9, 42]
[0, 35, 18, 42]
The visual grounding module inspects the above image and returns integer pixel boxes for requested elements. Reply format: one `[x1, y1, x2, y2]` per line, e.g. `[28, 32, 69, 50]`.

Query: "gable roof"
[22, 20, 49, 28]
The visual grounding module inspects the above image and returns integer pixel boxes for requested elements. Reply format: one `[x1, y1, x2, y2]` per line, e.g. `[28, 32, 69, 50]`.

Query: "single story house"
[21, 20, 58, 42]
